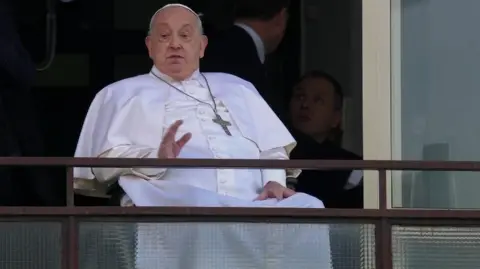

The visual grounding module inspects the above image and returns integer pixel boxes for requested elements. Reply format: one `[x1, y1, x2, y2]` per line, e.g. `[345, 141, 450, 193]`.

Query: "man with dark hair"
[201, 0, 290, 114]
[288, 71, 363, 209]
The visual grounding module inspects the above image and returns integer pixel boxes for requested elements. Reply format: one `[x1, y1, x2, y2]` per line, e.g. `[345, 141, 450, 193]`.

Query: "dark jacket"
[201, 25, 282, 115]
[290, 129, 363, 208]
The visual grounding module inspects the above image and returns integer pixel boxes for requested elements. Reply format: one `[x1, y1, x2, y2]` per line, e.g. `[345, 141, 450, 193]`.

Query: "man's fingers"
[274, 190, 283, 200]
[162, 120, 183, 143]
[176, 132, 192, 149]
[283, 188, 295, 198]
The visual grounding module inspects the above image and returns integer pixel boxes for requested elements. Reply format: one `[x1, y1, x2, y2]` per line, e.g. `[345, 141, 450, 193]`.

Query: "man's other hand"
[158, 120, 192, 158]
[255, 181, 295, 201]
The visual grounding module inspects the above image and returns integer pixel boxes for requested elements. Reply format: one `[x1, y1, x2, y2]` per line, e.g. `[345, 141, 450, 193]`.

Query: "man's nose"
[169, 35, 181, 49]
[300, 101, 309, 109]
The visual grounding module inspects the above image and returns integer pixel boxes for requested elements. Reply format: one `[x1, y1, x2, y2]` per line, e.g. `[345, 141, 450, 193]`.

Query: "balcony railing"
[1, 157, 480, 269]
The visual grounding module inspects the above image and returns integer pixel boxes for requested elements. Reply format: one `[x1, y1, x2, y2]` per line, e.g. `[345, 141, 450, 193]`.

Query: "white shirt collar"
[150, 66, 206, 86]
[234, 22, 265, 63]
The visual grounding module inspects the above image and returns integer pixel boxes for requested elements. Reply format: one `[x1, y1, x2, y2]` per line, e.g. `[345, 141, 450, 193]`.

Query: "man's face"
[146, 7, 207, 80]
[289, 77, 341, 139]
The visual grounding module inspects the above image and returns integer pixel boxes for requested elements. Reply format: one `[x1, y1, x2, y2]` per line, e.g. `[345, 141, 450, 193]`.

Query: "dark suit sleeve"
[0, 0, 36, 88]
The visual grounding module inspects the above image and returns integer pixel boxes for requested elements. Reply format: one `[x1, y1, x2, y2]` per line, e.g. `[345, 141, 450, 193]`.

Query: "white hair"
[148, 3, 203, 35]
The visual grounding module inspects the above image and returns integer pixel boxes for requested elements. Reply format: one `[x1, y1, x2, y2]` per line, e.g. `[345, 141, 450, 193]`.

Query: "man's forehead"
[152, 4, 199, 24]
[155, 21, 194, 29]
[296, 78, 334, 94]
[156, 4, 198, 16]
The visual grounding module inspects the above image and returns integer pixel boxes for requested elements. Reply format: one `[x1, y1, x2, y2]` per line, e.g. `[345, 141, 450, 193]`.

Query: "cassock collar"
[234, 22, 266, 64]
[150, 66, 206, 87]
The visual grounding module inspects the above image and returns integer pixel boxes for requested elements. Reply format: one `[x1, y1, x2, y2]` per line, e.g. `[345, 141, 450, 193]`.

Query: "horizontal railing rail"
[2, 156, 480, 170]
[0, 157, 479, 269]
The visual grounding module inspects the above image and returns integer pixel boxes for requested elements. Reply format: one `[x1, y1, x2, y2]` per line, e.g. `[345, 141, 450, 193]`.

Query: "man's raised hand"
[157, 120, 192, 158]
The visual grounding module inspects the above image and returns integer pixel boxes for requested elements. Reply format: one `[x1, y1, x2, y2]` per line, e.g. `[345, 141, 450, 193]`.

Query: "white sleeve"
[85, 92, 168, 184]
[260, 147, 288, 187]
[92, 146, 166, 183]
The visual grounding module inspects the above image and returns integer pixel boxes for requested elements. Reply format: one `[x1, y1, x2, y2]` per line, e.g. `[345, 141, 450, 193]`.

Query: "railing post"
[63, 167, 78, 269]
[375, 169, 393, 269]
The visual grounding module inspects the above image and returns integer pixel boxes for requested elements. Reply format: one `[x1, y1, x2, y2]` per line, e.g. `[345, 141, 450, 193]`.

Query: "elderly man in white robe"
[74, 3, 332, 269]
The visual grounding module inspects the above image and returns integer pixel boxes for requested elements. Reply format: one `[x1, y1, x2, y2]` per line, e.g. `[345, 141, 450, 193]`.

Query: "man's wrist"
[262, 169, 287, 187]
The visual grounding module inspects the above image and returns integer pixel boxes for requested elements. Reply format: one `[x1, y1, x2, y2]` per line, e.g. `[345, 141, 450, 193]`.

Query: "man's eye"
[294, 94, 305, 100]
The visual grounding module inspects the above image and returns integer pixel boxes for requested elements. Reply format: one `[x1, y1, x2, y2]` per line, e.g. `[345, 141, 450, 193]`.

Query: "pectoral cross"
[213, 113, 232, 136]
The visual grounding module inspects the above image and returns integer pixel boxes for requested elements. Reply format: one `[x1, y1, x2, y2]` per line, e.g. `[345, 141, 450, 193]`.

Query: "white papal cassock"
[74, 67, 332, 269]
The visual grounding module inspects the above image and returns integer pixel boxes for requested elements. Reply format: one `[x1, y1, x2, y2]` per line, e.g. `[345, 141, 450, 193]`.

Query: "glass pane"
[0, 222, 62, 269]
[394, 170, 480, 209]
[114, 0, 171, 31]
[392, 0, 480, 208]
[34, 54, 90, 87]
[392, 225, 480, 269]
[79, 221, 375, 269]
[114, 55, 151, 80]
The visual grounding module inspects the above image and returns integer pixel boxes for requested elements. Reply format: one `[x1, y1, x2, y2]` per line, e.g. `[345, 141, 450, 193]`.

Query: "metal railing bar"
[379, 169, 387, 210]
[1, 157, 480, 171]
[68, 217, 78, 269]
[66, 167, 74, 207]
[61, 218, 70, 269]
[0, 207, 380, 217]
[0, 156, 479, 268]
[376, 218, 393, 269]
[76, 216, 372, 224]
[377, 168, 393, 269]
[0, 207, 479, 219]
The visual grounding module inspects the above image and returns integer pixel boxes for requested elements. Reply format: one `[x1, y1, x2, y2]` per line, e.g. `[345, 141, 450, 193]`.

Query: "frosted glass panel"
[79, 221, 375, 269]
[392, 225, 480, 269]
[0, 222, 61, 269]
[392, 0, 480, 208]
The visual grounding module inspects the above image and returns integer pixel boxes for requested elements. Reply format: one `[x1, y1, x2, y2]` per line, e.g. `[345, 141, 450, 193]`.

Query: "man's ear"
[273, 8, 287, 25]
[331, 110, 343, 129]
[145, 36, 153, 58]
[199, 35, 208, 58]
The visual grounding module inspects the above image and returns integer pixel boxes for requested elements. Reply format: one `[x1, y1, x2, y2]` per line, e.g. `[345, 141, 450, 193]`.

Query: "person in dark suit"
[288, 70, 363, 209]
[201, 0, 290, 114]
[0, 0, 63, 206]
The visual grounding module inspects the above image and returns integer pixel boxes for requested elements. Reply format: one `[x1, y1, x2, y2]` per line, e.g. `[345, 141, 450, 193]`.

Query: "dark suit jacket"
[201, 26, 265, 91]
[290, 129, 363, 209]
[0, 0, 63, 206]
[201, 25, 282, 115]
